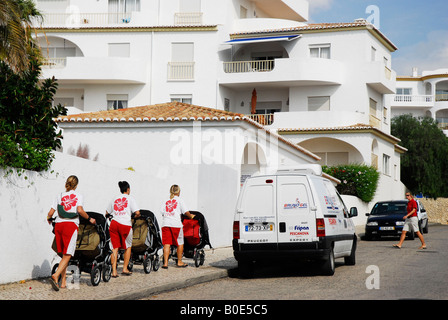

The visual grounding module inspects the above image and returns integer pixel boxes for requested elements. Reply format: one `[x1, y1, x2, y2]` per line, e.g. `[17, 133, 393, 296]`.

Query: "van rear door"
[239, 176, 277, 244]
[277, 175, 316, 243]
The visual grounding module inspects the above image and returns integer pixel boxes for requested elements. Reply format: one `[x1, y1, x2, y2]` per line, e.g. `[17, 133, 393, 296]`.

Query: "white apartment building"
[390, 67, 448, 136]
[34, 0, 406, 202]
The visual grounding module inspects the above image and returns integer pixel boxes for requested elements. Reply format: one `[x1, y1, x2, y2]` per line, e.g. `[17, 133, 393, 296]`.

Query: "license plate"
[380, 226, 395, 231]
[245, 224, 273, 232]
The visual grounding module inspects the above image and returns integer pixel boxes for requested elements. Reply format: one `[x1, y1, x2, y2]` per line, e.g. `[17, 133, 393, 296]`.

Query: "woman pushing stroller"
[106, 181, 140, 277]
[160, 185, 195, 269]
[46, 175, 96, 291]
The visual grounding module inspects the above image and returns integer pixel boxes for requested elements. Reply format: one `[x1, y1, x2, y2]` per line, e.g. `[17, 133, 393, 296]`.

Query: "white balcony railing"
[223, 60, 275, 73]
[42, 58, 67, 68]
[246, 114, 274, 126]
[174, 12, 203, 25]
[36, 13, 132, 27]
[167, 62, 195, 80]
[436, 94, 448, 102]
[394, 95, 434, 103]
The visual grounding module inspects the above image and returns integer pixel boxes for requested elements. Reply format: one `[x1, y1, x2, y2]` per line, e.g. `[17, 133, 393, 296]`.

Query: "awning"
[225, 34, 301, 45]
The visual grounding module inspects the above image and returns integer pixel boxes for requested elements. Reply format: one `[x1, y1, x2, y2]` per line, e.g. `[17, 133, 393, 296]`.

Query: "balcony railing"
[167, 62, 195, 80]
[42, 57, 67, 68]
[36, 13, 132, 27]
[174, 12, 203, 25]
[437, 118, 448, 130]
[394, 95, 433, 103]
[246, 114, 274, 126]
[436, 94, 448, 102]
[223, 60, 275, 73]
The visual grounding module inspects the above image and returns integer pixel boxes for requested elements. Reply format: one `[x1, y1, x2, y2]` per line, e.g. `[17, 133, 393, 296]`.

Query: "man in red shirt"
[393, 192, 427, 249]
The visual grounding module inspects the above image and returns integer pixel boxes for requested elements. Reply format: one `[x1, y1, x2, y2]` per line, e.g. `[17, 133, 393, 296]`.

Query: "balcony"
[174, 12, 203, 25]
[35, 12, 134, 28]
[167, 62, 195, 81]
[246, 114, 275, 126]
[365, 62, 396, 94]
[41, 57, 147, 84]
[219, 57, 343, 88]
[392, 95, 434, 108]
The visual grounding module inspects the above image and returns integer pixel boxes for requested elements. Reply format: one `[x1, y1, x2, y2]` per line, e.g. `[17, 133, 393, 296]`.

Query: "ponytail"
[65, 175, 79, 192]
[169, 185, 180, 199]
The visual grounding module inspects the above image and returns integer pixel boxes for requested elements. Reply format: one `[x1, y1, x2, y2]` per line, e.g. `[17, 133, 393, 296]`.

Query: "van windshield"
[371, 202, 407, 215]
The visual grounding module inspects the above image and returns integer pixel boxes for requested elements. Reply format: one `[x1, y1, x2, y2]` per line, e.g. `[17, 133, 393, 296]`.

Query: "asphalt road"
[145, 224, 448, 300]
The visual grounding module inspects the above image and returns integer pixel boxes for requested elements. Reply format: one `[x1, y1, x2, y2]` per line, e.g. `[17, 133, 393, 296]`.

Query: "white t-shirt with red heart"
[107, 194, 140, 226]
[160, 196, 189, 228]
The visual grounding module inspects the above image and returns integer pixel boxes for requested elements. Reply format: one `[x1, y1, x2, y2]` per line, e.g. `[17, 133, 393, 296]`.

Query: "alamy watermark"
[366, 5, 380, 29]
[365, 265, 380, 289]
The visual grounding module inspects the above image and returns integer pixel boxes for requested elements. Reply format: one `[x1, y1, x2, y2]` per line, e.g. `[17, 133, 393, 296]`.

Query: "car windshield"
[371, 203, 407, 215]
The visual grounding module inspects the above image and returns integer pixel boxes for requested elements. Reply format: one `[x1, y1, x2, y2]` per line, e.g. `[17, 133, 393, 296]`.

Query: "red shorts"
[54, 222, 78, 256]
[162, 227, 184, 246]
[110, 220, 133, 250]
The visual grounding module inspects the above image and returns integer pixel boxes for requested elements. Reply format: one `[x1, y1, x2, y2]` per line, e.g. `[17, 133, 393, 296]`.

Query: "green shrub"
[322, 164, 380, 202]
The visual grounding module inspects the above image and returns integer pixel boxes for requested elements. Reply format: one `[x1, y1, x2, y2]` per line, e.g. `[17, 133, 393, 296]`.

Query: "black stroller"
[170, 211, 212, 267]
[125, 209, 163, 274]
[51, 212, 112, 286]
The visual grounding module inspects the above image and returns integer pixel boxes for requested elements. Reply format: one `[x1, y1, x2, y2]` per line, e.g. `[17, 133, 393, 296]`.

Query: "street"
[145, 224, 448, 300]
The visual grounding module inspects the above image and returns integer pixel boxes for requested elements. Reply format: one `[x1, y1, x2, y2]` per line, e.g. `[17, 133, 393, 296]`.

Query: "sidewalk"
[0, 247, 237, 300]
[0, 227, 366, 300]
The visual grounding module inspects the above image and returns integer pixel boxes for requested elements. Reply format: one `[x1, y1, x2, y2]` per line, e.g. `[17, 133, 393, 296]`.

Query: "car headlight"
[396, 221, 405, 226]
[367, 221, 378, 226]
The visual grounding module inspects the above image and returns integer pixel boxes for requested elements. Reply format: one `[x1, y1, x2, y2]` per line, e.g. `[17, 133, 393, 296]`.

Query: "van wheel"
[344, 237, 356, 266]
[238, 261, 254, 279]
[321, 247, 335, 276]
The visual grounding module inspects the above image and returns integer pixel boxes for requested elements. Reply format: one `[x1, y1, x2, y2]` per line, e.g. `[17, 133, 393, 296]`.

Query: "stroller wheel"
[143, 256, 152, 274]
[194, 250, 201, 268]
[152, 255, 160, 272]
[102, 263, 112, 282]
[199, 250, 205, 266]
[91, 265, 101, 286]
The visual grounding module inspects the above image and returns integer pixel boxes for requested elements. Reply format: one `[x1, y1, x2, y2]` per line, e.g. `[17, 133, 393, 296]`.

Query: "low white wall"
[0, 152, 159, 284]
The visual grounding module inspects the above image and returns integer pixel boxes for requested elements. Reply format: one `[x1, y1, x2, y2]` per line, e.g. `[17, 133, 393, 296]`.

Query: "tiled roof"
[56, 102, 245, 123]
[278, 123, 404, 145]
[56, 102, 321, 161]
[230, 21, 397, 51]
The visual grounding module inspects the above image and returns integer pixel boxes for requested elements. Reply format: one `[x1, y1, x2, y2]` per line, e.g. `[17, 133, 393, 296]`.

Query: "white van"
[232, 165, 358, 277]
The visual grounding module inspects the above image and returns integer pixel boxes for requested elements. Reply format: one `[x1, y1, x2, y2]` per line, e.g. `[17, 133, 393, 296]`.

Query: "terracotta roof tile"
[56, 102, 245, 123]
[56, 102, 321, 161]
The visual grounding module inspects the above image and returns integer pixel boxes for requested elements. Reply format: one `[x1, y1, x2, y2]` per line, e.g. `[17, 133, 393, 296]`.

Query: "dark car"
[365, 200, 423, 240]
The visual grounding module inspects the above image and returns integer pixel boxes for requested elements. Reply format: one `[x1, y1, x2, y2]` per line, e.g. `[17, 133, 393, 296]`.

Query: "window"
[383, 154, 390, 176]
[309, 44, 330, 59]
[107, 94, 128, 110]
[108, 43, 130, 57]
[308, 96, 330, 111]
[369, 98, 377, 117]
[396, 88, 412, 95]
[240, 6, 247, 19]
[371, 46, 376, 61]
[168, 43, 195, 80]
[170, 94, 192, 104]
[108, 0, 141, 13]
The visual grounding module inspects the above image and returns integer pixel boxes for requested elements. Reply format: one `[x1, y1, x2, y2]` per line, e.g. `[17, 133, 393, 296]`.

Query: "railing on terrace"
[223, 60, 275, 73]
[174, 12, 203, 25]
[369, 114, 381, 129]
[35, 13, 132, 26]
[42, 57, 67, 68]
[393, 95, 433, 103]
[436, 118, 448, 130]
[385, 66, 392, 80]
[167, 62, 195, 80]
[246, 114, 274, 126]
[436, 94, 448, 102]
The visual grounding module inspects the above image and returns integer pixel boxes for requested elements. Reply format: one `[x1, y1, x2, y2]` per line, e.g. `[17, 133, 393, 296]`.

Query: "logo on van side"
[283, 198, 308, 210]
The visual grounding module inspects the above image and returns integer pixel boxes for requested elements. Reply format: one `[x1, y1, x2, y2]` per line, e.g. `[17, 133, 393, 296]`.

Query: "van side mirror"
[349, 207, 358, 217]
